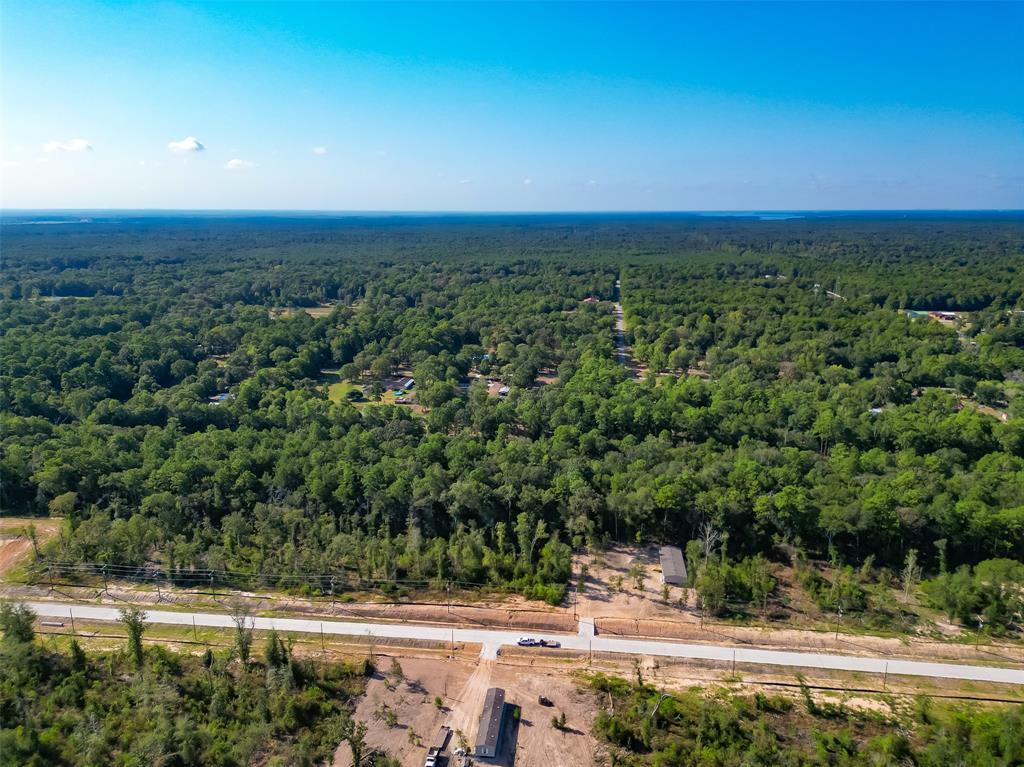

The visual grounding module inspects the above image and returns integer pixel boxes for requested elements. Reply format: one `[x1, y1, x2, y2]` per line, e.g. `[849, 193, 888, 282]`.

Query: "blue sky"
[2, 1, 1022, 211]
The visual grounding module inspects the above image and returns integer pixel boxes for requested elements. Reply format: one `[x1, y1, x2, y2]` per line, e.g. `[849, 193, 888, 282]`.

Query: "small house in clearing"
[660, 546, 687, 586]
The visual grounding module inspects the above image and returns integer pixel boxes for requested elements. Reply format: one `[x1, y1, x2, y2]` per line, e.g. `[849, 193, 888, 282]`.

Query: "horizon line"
[3, 207, 1023, 215]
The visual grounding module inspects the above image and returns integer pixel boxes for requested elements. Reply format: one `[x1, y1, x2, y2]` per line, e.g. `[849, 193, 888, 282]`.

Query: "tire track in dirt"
[445, 658, 495, 749]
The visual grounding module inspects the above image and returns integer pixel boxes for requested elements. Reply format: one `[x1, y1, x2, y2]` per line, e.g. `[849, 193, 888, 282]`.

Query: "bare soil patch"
[0, 539, 34, 576]
[335, 653, 598, 767]
[535, 369, 559, 386]
[0, 518, 61, 576]
[335, 656, 473, 767]
[576, 545, 690, 623]
[481, 662, 597, 767]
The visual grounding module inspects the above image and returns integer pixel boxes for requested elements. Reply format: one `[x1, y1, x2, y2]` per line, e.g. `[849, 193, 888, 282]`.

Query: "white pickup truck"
[518, 636, 560, 648]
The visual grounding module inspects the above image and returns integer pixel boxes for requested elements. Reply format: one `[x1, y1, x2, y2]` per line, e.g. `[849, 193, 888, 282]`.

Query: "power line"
[34, 560, 493, 591]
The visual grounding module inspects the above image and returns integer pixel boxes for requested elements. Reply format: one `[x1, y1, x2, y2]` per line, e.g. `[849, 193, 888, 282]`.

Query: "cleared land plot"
[335, 656, 473, 767]
[335, 655, 598, 767]
[326, 377, 360, 404]
[0, 518, 61, 576]
[301, 306, 337, 318]
[575, 545, 1024, 666]
[323, 378, 412, 408]
[486, 380, 509, 397]
[270, 305, 338, 319]
[0, 539, 34, 577]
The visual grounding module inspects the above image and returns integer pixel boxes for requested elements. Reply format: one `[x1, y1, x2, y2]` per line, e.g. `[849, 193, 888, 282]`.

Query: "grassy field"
[270, 305, 337, 319]
[326, 378, 359, 404]
[322, 374, 405, 407]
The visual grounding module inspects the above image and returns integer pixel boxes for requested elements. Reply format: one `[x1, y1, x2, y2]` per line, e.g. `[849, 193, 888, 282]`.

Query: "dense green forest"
[2, 214, 1023, 615]
[0, 602, 389, 767]
[589, 671, 1024, 766]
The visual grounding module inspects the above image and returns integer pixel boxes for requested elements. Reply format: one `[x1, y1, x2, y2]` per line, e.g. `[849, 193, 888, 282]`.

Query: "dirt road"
[446, 659, 495, 744]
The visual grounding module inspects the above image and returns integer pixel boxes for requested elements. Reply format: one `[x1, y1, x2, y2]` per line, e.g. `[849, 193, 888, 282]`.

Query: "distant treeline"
[1, 216, 1022, 606]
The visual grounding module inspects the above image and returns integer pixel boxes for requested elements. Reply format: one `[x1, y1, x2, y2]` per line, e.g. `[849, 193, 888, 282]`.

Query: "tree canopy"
[2, 214, 1022, 604]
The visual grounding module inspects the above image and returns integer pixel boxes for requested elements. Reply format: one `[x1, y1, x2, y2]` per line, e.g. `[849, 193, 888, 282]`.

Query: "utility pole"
[192, 615, 198, 642]
[69, 606, 75, 634]
[320, 622, 325, 653]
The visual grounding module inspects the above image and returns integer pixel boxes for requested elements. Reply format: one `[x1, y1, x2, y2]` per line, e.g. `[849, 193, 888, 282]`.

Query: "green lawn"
[326, 378, 359, 404]
[324, 377, 404, 407]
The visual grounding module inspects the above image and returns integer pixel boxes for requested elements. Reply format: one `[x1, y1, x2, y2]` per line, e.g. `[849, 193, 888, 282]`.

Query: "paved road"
[25, 601, 1024, 686]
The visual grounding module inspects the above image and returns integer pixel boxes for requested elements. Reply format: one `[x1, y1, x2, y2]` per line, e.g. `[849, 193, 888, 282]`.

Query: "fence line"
[22, 560, 567, 615]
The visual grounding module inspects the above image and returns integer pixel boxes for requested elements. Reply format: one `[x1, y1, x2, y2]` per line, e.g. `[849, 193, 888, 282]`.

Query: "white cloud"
[168, 136, 205, 152]
[523, 178, 533, 186]
[3, 160, 20, 168]
[312, 146, 328, 156]
[374, 149, 387, 157]
[458, 178, 472, 185]
[587, 179, 598, 186]
[225, 158, 256, 170]
[43, 138, 92, 153]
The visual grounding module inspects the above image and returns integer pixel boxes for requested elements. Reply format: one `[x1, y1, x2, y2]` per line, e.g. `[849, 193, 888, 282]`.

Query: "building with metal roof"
[660, 545, 687, 586]
[475, 687, 507, 757]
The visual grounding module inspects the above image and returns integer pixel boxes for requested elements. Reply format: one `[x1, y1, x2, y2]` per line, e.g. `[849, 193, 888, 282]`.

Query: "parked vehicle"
[538, 695, 554, 707]
[424, 725, 450, 766]
[540, 639, 561, 648]
[517, 637, 540, 646]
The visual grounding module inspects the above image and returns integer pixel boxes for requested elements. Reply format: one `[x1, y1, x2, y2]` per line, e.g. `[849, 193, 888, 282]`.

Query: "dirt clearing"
[334, 655, 472, 767]
[0, 539, 34, 576]
[335, 654, 598, 767]
[0, 518, 61, 576]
